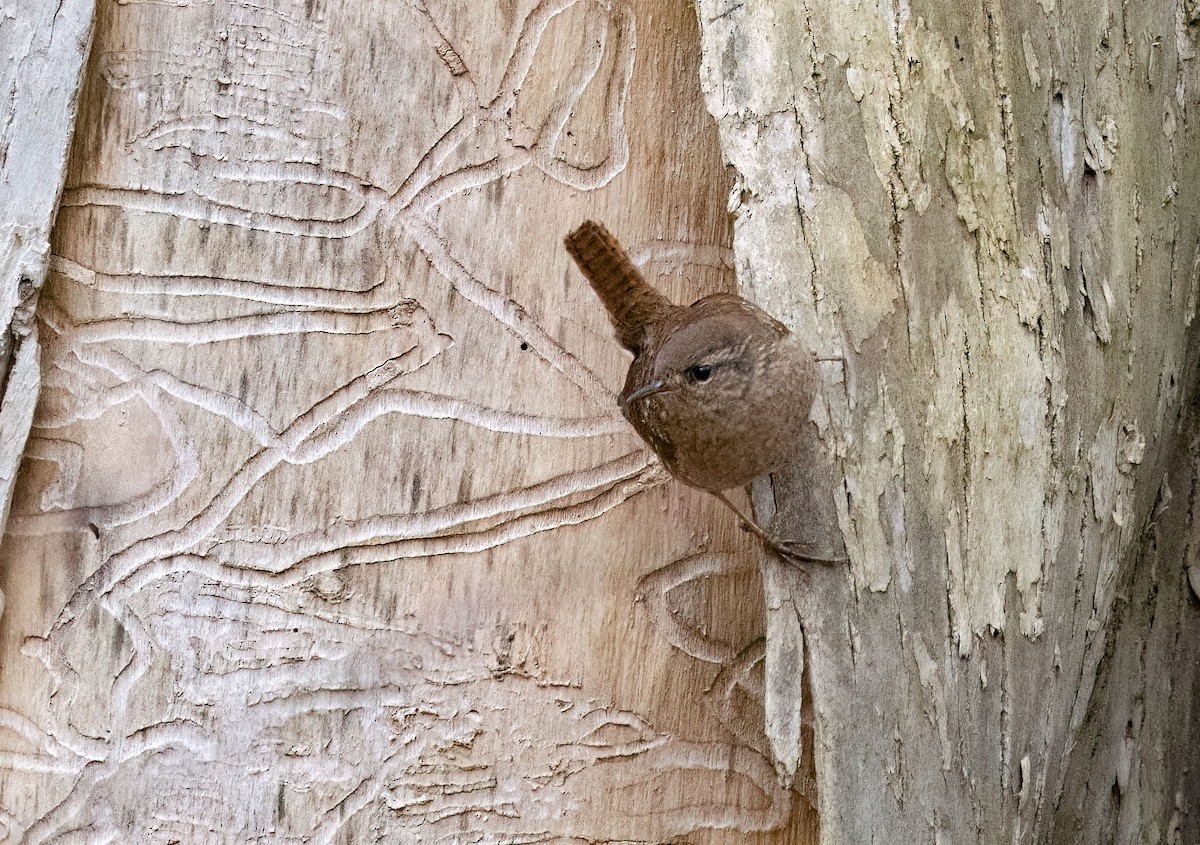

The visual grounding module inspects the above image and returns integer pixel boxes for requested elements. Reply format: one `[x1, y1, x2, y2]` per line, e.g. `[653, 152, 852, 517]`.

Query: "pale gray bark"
[0, 0, 94, 549]
[697, 0, 1200, 842]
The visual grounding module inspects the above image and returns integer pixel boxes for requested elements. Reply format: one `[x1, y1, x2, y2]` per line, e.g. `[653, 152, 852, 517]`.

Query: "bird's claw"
[766, 538, 848, 566]
[712, 491, 847, 566]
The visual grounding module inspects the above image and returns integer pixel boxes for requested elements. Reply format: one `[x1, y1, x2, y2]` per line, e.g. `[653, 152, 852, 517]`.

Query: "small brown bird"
[564, 220, 840, 564]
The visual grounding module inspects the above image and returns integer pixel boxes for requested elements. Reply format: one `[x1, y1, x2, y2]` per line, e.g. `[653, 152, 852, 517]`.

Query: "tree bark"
[696, 0, 1200, 842]
[0, 0, 94, 562]
[0, 0, 822, 842]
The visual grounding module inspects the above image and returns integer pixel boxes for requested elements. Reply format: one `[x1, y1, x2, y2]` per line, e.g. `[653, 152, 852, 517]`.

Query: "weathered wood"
[0, 0, 821, 841]
[0, 0, 95, 555]
[697, 0, 1200, 841]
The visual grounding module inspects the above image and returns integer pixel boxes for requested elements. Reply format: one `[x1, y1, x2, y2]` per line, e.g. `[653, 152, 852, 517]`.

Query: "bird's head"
[618, 294, 784, 418]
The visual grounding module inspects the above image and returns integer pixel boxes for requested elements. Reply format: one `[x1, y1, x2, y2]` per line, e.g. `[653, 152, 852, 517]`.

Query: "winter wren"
[564, 220, 839, 564]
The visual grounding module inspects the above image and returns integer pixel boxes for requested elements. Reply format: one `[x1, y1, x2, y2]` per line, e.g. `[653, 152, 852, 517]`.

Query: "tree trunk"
[0, 0, 823, 842]
[695, 0, 1200, 842]
[7, 0, 1199, 842]
[0, 0, 93, 559]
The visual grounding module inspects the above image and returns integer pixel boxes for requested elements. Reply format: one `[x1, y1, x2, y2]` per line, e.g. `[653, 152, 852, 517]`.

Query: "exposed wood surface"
[0, 0, 822, 842]
[697, 0, 1200, 841]
[0, 0, 95, 562]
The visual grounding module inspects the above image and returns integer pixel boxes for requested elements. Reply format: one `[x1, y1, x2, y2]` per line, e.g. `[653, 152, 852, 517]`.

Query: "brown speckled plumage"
[564, 221, 829, 565]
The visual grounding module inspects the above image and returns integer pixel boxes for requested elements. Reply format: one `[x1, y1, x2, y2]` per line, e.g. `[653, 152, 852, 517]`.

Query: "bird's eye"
[686, 363, 713, 383]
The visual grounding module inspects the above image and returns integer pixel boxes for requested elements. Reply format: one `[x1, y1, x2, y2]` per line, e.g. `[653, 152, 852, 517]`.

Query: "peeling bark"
[697, 0, 1200, 841]
[0, 0, 94, 546]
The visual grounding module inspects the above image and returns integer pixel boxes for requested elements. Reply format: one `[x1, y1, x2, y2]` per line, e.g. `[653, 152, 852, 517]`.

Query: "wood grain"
[0, 0, 94, 562]
[0, 0, 818, 842]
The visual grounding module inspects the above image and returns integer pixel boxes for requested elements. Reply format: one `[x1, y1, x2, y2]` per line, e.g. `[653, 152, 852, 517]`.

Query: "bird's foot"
[713, 492, 848, 566]
[764, 537, 848, 567]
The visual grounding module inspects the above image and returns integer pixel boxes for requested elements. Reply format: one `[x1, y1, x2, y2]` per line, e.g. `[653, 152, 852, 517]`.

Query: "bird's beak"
[622, 379, 670, 407]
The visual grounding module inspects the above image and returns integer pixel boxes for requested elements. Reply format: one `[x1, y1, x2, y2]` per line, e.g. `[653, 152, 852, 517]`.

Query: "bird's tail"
[563, 220, 674, 354]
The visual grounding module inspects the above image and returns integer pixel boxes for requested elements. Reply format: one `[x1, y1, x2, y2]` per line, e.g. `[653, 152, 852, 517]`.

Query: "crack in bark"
[882, 0, 914, 352]
[982, 0, 1021, 243]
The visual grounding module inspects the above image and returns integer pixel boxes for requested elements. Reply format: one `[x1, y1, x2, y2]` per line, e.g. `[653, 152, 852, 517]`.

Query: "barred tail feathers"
[563, 220, 674, 353]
